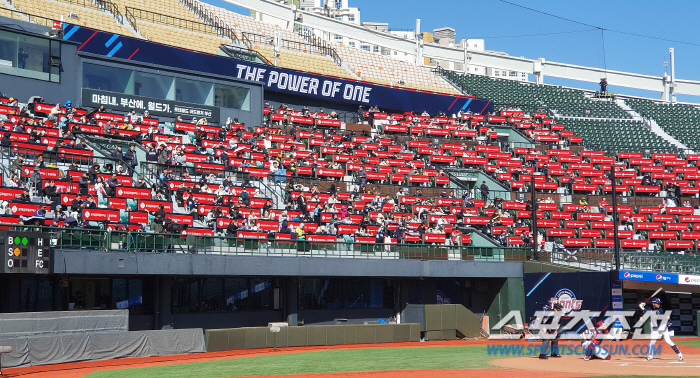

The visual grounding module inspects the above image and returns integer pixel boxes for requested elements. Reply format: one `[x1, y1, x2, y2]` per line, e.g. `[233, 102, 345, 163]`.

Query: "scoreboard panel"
[1, 232, 51, 274]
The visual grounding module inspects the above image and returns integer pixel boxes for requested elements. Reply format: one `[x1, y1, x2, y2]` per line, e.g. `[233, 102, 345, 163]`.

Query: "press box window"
[176, 78, 213, 105]
[0, 29, 60, 82]
[134, 71, 174, 100]
[214, 84, 250, 111]
[83, 63, 134, 94]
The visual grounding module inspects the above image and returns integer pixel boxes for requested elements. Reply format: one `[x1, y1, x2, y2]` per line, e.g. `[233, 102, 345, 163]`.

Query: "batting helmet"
[553, 303, 563, 310]
[651, 297, 661, 304]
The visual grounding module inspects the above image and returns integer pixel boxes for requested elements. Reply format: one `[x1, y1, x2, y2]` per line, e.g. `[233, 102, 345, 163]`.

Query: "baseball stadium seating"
[626, 98, 700, 150]
[5, 0, 700, 270]
[4, 0, 458, 92]
[5, 87, 700, 268]
[5, 0, 134, 35]
[443, 70, 631, 118]
[193, 0, 459, 93]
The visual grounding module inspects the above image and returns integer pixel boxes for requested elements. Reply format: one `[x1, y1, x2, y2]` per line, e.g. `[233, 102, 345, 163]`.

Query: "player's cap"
[552, 303, 563, 310]
[651, 297, 661, 304]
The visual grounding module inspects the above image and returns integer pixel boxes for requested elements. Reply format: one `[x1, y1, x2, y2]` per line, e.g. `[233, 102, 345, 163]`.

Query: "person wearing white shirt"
[665, 197, 677, 208]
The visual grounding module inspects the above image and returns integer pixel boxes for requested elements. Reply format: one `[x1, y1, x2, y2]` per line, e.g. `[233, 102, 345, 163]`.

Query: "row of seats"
[5, 93, 700, 255]
[443, 70, 631, 118]
[6, 0, 133, 35]
[561, 119, 677, 155]
[254, 46, 355, 79]
[132, 20, 230, 54]
[626, 98, 700, 150]
[193, 0, 458, 94]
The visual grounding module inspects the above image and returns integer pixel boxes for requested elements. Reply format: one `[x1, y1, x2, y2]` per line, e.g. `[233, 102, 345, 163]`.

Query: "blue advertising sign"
[62, 25, 492, 114]
[618, 270, 678, 283]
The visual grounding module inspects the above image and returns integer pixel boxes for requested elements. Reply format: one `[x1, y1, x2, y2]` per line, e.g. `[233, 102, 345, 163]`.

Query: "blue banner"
[618, 270, 678, 283]
[63, 25, 492, 115]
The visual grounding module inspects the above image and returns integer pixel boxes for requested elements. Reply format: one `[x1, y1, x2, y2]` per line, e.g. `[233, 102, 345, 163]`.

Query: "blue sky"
[206, 0, 700, 101]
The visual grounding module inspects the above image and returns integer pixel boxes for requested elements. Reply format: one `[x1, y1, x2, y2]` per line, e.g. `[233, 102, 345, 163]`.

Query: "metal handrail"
[12, 223, 526, 260]
[237, 33, 273, 66]
[177, 0, 239, 43]
[296, 29, 342, 67]
[0, 7, 56, 27]
[11, 223, 700, 273]
[124, 7, 232, 40]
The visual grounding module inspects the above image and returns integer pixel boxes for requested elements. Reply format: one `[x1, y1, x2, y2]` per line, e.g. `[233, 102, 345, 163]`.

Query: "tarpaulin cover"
[0, 310, 128, 339]
[0, 328, 205, 367]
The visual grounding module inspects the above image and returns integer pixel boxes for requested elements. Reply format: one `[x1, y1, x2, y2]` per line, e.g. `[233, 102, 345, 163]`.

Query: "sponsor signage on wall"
[82, 88, 220, 120]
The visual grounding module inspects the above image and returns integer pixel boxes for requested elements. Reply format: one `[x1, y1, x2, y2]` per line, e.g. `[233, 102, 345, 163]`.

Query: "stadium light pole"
[610, 165, 620, 270]
[531, 155, 538, 260]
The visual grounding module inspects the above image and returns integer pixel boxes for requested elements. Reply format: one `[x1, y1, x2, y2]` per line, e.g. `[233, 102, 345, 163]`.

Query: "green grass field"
[677, 340, 700, 349]
[83, 345, 700, 378]
[85, 346, 497, 378]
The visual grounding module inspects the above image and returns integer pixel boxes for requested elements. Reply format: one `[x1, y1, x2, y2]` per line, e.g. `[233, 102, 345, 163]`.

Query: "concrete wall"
[53, 250, 524, 278]
[204, 323, 420, 351]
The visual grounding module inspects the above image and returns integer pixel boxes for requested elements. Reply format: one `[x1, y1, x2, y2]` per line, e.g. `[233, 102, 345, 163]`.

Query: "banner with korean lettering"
[81, 88, 220, 120]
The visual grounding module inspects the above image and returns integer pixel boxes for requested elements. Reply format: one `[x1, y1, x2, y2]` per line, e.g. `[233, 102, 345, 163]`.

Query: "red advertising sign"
[138, 200, 173, 212]
[82, 208, 120, 222]
[115, 187, 151, 199]
[8, 202, 40, 216]
[316, 118, 341, 127]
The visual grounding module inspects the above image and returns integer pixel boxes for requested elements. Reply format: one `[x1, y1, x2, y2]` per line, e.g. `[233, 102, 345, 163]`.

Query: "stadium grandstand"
[2, 0, 700, 370]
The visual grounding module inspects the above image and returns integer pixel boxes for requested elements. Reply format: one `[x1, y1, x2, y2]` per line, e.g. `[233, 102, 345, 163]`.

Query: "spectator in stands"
[624, 215, 635, 231]
[144, 144, 158, 163]
[53, 205, 66, 222]
[15, 188, 31, 202]
[29, 166, 43, 197]
[1, 131, 10, 147]
[84, 196, 97, 210]
[78, 173, 91, 195]
[106, 174, 120, 197]
[33, 204, 47, 219]
[134, 176, 147, 189]
[480, 181, 490, 201]
[124, 145, 138, 175]
[295, 223, 306, 240]
[44, 179, 58, 201]
[665, 196, 677, 208]
[75, 140, 89, 150]
[94, 177, 108, 201]
[100, 163, 113, 174]
[10, 155, 23, 176]
[127, 109, 138, 124]
[7, 173, 21, 188]
[111, 146, 123, 161]
[186, 196, 199, 220]
[674, 184, 682, 204]
[598, 198, 608, 214]
[86, 164, 99, 182]
[48, 103, 63, 122]
[33, 155, 44, 169]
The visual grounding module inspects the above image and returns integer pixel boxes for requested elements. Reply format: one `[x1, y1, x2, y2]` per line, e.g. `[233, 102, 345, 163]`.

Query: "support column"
[286, 278, 298, 326]
[534, 58, 544, 84]
[158, 276, 174, 329]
